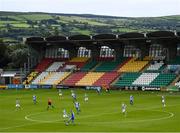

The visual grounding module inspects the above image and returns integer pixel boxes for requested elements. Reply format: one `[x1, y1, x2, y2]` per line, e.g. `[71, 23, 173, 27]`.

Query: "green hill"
[0, 11, 180, 43]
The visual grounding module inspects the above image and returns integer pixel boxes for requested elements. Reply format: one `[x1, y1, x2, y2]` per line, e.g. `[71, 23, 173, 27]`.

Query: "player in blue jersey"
[32, 94, 37, 104]
[66, 110, 75, 125]
[130, 95, 134, 105]
[74, 101, 80, 114]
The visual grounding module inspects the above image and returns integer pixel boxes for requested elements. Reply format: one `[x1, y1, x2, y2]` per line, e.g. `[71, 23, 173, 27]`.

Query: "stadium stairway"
[93, 72, 119, 88]
[63, 72, 87, 86]
[76, 72, 104, 86]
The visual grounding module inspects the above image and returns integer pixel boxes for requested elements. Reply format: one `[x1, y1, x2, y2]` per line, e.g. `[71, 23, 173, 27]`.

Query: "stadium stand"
[113, 73, 141, 87]
[35, 58, 53, 72]
[118, 58, 149, 72]
[23, 71, 38, 84]
[76, 72, 104, 86]
[81, 60, 98, 71]
[63, 72, 87, 86]
[94, 57, 126, 72]
[149, 73, 176, 87]
[38, 72, 70, 85]
[175, 80, 180, 88]
[93, 72, 119, 87]
[31, 72, 50, 84]
[169, 56, 180, 64]
[146, 62, 164, 71]
[46, 62, 65, 71]
[64, 57, 89, 69]
[132, 73, 159, 86]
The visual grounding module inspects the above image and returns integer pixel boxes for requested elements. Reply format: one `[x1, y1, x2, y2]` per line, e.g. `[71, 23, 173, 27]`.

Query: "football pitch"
[0, 89, 180, 132]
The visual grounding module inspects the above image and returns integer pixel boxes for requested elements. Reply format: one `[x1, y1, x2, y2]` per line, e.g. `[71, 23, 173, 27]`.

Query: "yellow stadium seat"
[76, 72, 104, 86]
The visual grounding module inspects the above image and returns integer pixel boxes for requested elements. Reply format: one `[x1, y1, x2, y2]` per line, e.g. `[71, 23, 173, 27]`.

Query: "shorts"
[85, 97, 88, 101]
[122, 109, 125, 113]
[16, 104, 20, 107]
[63, 114, 68, 118]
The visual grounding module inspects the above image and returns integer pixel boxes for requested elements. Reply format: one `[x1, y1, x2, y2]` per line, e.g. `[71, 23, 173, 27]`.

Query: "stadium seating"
[63, 72, 87, 86]
[76, 72, 104, 86]
[81, 60, 97, 71]
[31, 72, 50, 84]
[132, 73, 159, 86]
[37, 72, 70, 85]
[169, 56, 180, 65]
[46, 62, 65, 71]
[146, 62, 164, 72]
[23, 71, 38, 84]
[69, 57, 89, 62]
[94, 57, 126, 72]
[118, 58, 149, 72]
[35, 58, 53, 72]
[113, 73, 141, 87]
[65, 57, 89, 69]
[93, 72, 119, 87]
[175, 81, 180, 88]
[149, 73, 176, 87]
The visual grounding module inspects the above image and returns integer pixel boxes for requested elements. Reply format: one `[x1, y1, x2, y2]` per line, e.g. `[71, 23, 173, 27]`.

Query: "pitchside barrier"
[0, 85, 7, 89]
[7, 84, 24, 89]
[86, 86, 102, 90]
[2, 84, 180, 92]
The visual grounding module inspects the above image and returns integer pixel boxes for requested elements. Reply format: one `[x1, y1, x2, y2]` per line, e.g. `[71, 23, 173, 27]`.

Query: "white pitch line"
[1, 103, 178, 131]
[81, 110, 174, 124]
[24, 108, 174, 124]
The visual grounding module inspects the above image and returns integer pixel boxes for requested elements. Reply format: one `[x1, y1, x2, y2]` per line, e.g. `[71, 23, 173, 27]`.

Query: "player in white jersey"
[162, 95, 166, 107]
[122, 103, 127, 116]
[74, 101, 80, 114]
[97, 87, 101, 95]
[58, 89, 63, 97]
[71, 91, 77, 101]
[15, 98, 21, 110]
[84, 93, 88, 102]
[63, 109, 68, 119]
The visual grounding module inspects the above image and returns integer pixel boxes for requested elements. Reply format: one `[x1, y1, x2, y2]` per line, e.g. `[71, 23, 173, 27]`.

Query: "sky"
[0, 0, 180, 17]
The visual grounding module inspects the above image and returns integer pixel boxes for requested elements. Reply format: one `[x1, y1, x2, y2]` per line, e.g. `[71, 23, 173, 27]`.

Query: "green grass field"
[0, 89, 180, 132]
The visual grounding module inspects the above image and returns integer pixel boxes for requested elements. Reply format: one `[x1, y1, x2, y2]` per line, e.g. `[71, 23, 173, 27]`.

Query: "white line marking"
[1, 102, 178, 131]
